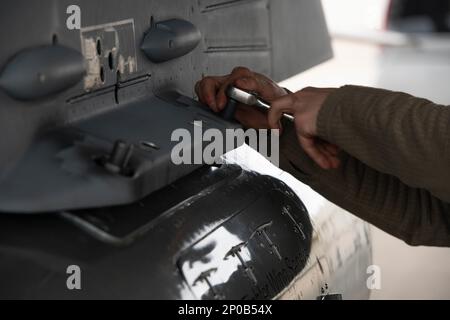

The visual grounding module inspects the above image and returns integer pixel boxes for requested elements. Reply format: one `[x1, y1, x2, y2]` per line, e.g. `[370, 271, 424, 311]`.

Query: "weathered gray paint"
[0, 0, 332, 179]
[0, 1, 371, 302]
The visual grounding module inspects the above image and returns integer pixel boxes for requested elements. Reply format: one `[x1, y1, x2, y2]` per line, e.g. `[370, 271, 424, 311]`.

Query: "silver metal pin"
[226, 86, 294, 121]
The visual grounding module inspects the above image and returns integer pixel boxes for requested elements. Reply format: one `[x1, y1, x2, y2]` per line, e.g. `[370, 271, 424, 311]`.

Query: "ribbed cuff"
[316, 85, 352, 142]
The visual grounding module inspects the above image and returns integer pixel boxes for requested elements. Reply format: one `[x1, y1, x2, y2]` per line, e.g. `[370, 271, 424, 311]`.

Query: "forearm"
[316, 85, 450, 202]
[279, 121, 450, 246]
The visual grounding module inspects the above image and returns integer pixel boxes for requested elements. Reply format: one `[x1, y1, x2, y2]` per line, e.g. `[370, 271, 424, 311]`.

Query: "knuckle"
[271, 101, 282, 110]
[246, 77, 259, 86]
[287, 94, 296, 103]
[235, 76, 256, 87]
[291, 93, 303, 104]
[218, 83, 228, 93]
[282, 94, 297, 106]
[232, 66, 251, 75]
[202, 76, 213, 84]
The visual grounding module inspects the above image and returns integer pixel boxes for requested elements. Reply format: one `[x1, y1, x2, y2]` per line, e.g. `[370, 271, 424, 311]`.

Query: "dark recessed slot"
[100, 66, 105, 82]
[96, 39, 102, 56]
[108, 52, 114, 70]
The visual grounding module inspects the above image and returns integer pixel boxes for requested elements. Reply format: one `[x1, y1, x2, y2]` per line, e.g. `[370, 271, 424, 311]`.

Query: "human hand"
[269, 87, 341, 170]
[195, 66, 288, 129]
[195, 68, 340, 169]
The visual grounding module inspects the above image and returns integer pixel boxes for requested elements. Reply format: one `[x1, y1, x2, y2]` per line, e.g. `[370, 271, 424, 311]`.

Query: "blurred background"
[280, 0, 450, 300]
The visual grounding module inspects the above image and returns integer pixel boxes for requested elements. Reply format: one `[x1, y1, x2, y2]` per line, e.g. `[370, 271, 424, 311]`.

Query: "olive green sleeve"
[278, 95, 450, 246]
[317, 85, 450, 203]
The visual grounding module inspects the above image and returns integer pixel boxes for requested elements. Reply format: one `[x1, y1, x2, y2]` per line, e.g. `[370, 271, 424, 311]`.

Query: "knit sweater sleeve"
[316, 85, 450, 203]
[278, 86, 450, 246]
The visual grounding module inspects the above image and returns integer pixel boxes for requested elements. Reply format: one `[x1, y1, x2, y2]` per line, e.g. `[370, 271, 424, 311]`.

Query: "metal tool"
[226, 86, 294, 121]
